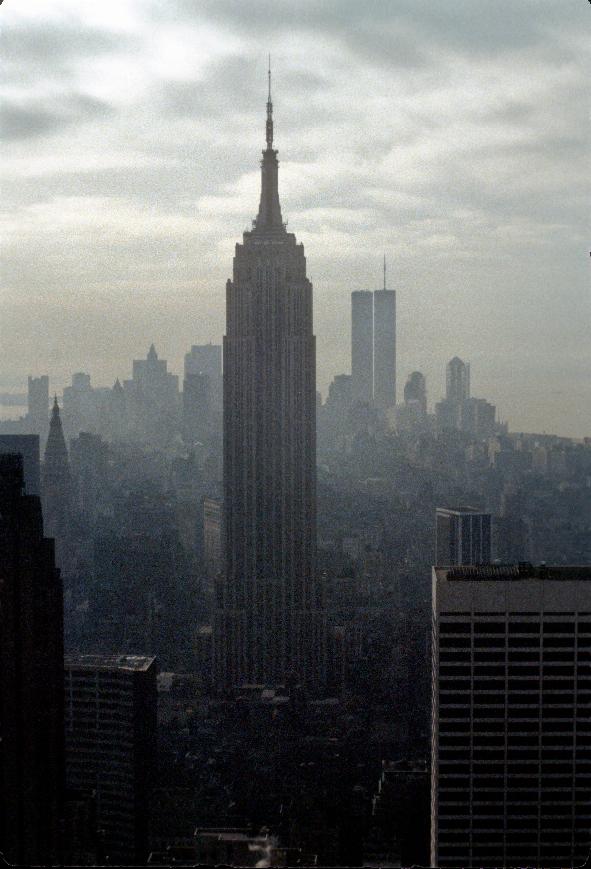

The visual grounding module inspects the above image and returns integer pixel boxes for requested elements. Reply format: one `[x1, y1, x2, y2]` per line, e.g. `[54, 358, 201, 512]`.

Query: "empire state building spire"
[266, 55, 273, 149]
[255, 57, 283, 233]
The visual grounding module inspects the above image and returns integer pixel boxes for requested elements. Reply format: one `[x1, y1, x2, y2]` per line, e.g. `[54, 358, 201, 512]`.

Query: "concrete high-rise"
[183, 343, 222, 444]
[435, 506, 492, 566]
[0, 453, 64, 866]
[64, 654, 157, 865]
[431, 563, 591, 868]
[27, 374, 49, 441]
[184, 344, 222, 403]
[351, 269, 396, 409]
[351, 291, 374, 405]
[373, 288, 396, 409]
[446, 356, 470, 403]
[404, 371, 427, 415]
[213, 68, 326, 689]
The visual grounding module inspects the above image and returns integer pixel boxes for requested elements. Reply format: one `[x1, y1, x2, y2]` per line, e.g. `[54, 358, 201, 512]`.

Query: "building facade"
[0, 433, 40, 495]
[446, 356, 470, 404]
[431, 563, 591, 867]
[373, 289, 396, 409]
[213, 73, 327, 689]
[0, 453, 64, 865]
[64, 654, 157, 865]
[27, 374, 49, 442]
[351, 291, 374, 405]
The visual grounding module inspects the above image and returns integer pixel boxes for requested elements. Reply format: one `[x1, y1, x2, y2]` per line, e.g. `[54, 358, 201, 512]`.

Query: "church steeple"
[254, 57, 284, 234]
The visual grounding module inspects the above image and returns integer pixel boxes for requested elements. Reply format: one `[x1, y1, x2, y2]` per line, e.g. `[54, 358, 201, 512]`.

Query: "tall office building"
[0, 434, 40, 494]
[404, 371, 427, 415]
[431, 563, 591, 868]
[435, 506, 492, 566]
[64, 655, 157, 865]
[0, 453, 64, 866]
[446, 356, 470, 403]
[183, 343, 223, 444]
[184, 344, 222, 405]
[351, 276, 396, 409]
[125, 345, 179, 445]
[27, 374, 49, 441]
[351, 291, 374, 405]
[214, 69, 326, 689]
[373, 288, 396, 409]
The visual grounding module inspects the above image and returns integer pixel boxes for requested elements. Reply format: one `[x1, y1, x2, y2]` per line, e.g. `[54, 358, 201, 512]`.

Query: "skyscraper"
[431, 563, 591, 868]
[351, 267, 396, 409]
[0, 434, 41, 495]
[435, 506, 492, 566]
[42, 396, 72, 541]
[351, 291, 374, 405]
[373, 287, 396, 410]
[214, 68, 326, 689]
[125, 345, 180, 445]
[0, 453, 64, 866]
[404, 371, 427, 416]
[27, 374, 49, 442]
[184, 344, 222, 405]
[64, 654, 157, 865]
[446, 356, 470, 403]
[183, 344, 222, 444]
[436, 356, 471, 431]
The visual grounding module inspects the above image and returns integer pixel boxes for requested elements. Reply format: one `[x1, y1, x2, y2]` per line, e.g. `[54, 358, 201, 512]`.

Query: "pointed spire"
[383, 255, 387, 291]
[266, 54, 273, 150]
[43, 394, 71, 537]
[148, 344, 158, 361]
[254, 58, 284, 233]
[44, 394, 69, 470]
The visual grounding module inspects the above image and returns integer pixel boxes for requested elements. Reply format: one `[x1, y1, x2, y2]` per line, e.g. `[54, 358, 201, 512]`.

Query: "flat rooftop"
[64, 654, 156, 672]
[437, 563, 591, 582]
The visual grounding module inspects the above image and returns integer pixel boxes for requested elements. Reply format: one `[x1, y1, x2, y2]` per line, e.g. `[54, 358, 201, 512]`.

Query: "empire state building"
[213, 70, 327, 690]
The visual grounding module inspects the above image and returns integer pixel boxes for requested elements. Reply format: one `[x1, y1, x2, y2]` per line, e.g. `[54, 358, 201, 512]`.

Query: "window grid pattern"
[433, 613, 591, 867]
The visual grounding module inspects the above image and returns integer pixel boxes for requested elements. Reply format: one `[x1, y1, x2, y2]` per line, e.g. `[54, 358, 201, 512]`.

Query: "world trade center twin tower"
[351, 285, 397, 410]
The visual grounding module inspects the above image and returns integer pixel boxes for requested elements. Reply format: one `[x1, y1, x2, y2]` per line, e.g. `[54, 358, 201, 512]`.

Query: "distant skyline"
[1, 0, 589, 437]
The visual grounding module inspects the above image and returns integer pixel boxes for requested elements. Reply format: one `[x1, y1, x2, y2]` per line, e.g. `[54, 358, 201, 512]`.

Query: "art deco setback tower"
[214, 70, 327, 689]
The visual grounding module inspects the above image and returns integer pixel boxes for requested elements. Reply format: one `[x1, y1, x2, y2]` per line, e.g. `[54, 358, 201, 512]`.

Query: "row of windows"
[440, 621, 591, 633]
[439, 791, 589, 803]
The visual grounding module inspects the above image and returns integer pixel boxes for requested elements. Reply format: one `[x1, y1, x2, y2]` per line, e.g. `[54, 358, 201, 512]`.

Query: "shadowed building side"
[0, 453, 64, 865]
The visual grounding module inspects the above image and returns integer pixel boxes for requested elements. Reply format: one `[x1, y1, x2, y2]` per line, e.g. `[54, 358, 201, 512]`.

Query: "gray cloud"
[2, 21, 136, 84]
[2, 93, 115, 141]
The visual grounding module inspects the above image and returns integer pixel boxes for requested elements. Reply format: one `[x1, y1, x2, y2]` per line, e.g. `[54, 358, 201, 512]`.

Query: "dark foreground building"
[0, 433, 41, 495]
[64, 654, 157, 865]
[213, 72, 327, 689]
[431, 563, 591, 868]
[0, 453, 64, 865]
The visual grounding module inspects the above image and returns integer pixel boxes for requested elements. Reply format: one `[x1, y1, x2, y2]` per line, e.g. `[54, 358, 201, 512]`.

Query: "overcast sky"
[1, 0, 589, 436]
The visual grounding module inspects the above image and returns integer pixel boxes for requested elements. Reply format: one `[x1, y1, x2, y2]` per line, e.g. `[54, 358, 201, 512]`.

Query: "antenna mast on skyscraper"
[266, 54, 273, 149]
